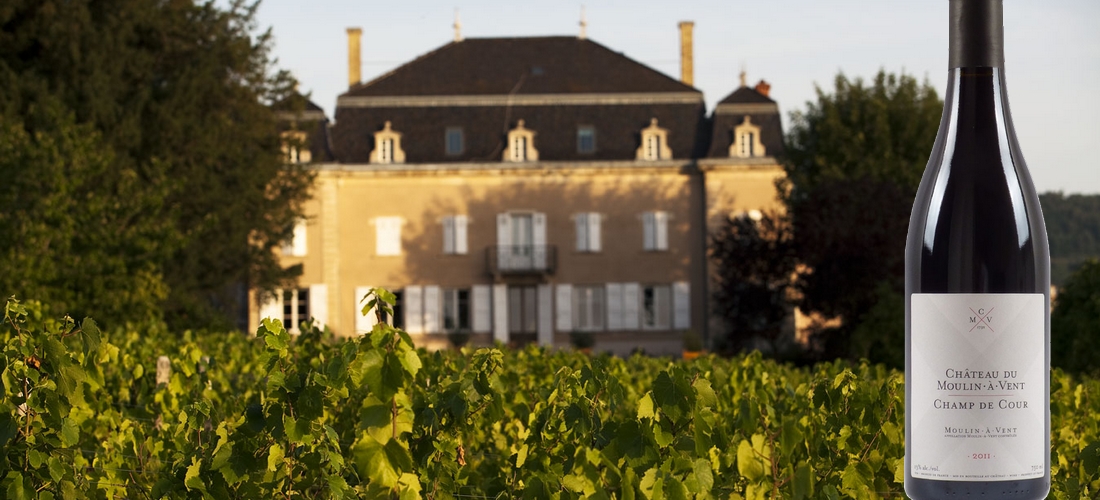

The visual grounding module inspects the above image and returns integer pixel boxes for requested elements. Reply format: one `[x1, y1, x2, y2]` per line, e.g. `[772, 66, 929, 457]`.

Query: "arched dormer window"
[281, 131, 311, 164]
[730, 115, 766, 158]
[370, 121, 406, 164]
[636, 118, 672, 161]
[505, 120, 538, 162]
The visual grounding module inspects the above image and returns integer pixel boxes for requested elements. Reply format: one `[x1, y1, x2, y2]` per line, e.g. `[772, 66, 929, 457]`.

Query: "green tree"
[1052, 259, 1100, 376]
[709, 210, 797, 355]
[0, 0, 312, 328]
[1039, 192, 1100, 286]
[781, 70, 942, 361]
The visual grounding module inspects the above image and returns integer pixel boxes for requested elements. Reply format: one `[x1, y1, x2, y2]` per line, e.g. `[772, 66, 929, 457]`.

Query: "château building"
[255, 22, 787, 355]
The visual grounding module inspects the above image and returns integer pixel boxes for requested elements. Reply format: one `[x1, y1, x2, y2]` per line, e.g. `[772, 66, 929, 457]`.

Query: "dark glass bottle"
[904, 0, 1050, 498]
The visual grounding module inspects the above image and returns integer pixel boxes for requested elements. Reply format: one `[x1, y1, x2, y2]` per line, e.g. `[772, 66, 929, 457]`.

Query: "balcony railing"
[487, 245, 557, 275]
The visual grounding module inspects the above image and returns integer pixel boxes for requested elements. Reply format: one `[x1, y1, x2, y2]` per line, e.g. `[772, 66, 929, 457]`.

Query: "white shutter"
[497, 214, 512, 270]
[354, 286, 377, 334]
[423, 285, 441, 334]
[673, 281, 691, 330]
[556, 284, 573, 332]
[588, 213, 602, 252]
[643, 212, 655, 250]
[575, 214, 588, 252]
[404, 285, 424, 334]
[533, 212, 547, 269]
[606, 283, 623, 331]
[442, 216, 455, 254]
[492, 284, 508, 343]
[455, 215, 468, 254]
[655, 211, 669, 251]
[308, 284, 328, 330]
[472, 285, 492, 333]
[623, 283, 641, 330]
[259, 290, 283, 328]
[655, 285, 672, 329]
[537, 284, 553, 346]
[290, 219, 307, 256]
[376, 217, 402, 256]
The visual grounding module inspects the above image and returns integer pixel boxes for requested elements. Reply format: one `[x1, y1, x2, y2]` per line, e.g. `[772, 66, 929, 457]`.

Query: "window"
[442, 215, 469, 254]
[282, 219, 307, 257]
[283, 288, 310, 333]
[508, 285, 538, 334]
[635, 118, 672, 161]
[504, 120, 538, 162]
[575, 212, 601, 252]
[375, 217, 402, 256]
[442, 288, 471, 332]
[573, 285, 605, 331]
[730, 115, 766, 158]
[577, 126, 596, 154]
[642, 285, 672, 330]
[281, 131, 311, 164]
[370, 121, 405, 164]
[384, 289, 404, 329]
[642, 211, 669, 251]
[445, 127, 464, 156]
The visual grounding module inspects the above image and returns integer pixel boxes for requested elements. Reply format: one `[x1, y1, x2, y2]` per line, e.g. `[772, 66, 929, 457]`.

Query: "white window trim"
[282, 218, 307, 257]
[577, 125, 596, 154]
[370, 121, 406, 164]
[504, 119, 538, 162]
[730, 115, 766, 158]
[574, 212, 602, 252]
[572, 285, 605, 332]
[445, 127, 465, 156]
[635, 118, 672, 161]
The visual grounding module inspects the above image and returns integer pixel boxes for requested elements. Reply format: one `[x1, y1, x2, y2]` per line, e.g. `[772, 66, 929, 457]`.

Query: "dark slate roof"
[333, 103, 706, 164]
[707, 86, 784, 159]
[717, 86, 775, 104]
[344, 37, 698, 96]
[274, 94, 335, 162]
[273, 93, 326, 113]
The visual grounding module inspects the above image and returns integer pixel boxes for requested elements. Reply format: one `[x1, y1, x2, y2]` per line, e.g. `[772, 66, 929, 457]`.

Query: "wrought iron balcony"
[486, 245, 557, 275]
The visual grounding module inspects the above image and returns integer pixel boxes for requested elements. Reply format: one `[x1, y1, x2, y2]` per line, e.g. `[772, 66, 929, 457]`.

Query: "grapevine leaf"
[297, 385, 324, 421]
[637, 392, 655, 420]
[516, 444, 529, 468]
[652, 371, 693, 423]
[1081, 441, 1100, 473]
[59, 417, 79, 447]
[793, 462, 813, 499]
[80, 317, 101, 367]
[47, 457, 66, 483]
[736, 439, 764, 481]
[652, 420, 674, 448]
[284, 414, 309, 444]
[4, 472, 28, 500]
[267, 443, 285, 473]
[353, 435, 399, 488]
[561, 474, 588, 493]
[184, 458, 205, 492]
[692, 458, 714, 492]
[693, 378, 717, 409]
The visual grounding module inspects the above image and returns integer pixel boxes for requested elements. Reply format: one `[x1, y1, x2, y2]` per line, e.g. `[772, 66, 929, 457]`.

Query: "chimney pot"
[678, 21, 694, 87]
[754, 79, 771, 97]
[347, 27, 362, 89]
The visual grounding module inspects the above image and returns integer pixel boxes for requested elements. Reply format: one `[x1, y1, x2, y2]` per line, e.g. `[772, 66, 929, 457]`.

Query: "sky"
[251, 0, 1100, 194]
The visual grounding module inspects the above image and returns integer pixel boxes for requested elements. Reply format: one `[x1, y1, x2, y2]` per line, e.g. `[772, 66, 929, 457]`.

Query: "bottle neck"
[949, 0, 1004, 69]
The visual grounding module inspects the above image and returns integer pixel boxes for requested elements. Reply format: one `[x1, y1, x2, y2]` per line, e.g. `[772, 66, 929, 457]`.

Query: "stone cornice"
[337, 92, 704, 108]
[714, 102, 779, 115]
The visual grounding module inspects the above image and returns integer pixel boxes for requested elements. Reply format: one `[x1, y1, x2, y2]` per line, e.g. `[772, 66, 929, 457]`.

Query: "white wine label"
[910, 293, 1046, 481]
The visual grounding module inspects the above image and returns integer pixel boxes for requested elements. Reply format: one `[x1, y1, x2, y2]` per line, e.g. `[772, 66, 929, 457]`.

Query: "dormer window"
[505, 119, 538, 162]
[370, 121, 406, 164]
[281, 131, 311, 164]
[636, 118, 672, 161]
[730, 115, 766, 158]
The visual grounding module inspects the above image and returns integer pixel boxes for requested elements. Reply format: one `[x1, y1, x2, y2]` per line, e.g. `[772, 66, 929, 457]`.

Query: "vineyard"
[2, 293, 1098, 499]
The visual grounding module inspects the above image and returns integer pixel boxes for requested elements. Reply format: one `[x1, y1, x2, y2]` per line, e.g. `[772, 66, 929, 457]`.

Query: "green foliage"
[0, 0, 313, 328]
[848, 283, 905, 369]
[3, 294, 1099, 498]
[1052, 259, 1100, 375]
[780, 71, 941, 362]
[709, 210, 797, 354]
[1040, 192, 1100, 286]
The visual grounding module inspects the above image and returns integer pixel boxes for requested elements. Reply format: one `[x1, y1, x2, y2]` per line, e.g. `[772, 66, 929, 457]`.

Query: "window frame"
[445, 127, 465, 156]
[442, 288, 471, 332]
[576, 125, 596, 154]
[572, 285, 605, 332]
[641, 284, 672, 330]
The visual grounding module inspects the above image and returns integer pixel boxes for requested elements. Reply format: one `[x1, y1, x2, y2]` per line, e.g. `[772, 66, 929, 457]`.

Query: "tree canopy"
[0, 0, 312, 328]
[1039, 192, 1100, 286]
[1051, 259, 1100, 376]
[782, 70, 943, 360]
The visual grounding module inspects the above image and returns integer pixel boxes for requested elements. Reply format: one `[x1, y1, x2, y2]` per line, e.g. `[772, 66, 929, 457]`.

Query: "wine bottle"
[904, 0, 1050, 498]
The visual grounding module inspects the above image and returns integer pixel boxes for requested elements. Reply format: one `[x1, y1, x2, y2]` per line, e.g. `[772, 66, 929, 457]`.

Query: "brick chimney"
[678, 21, 694, 87]
[754, 79, 771, 97]
[347, 27, 362, 89]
